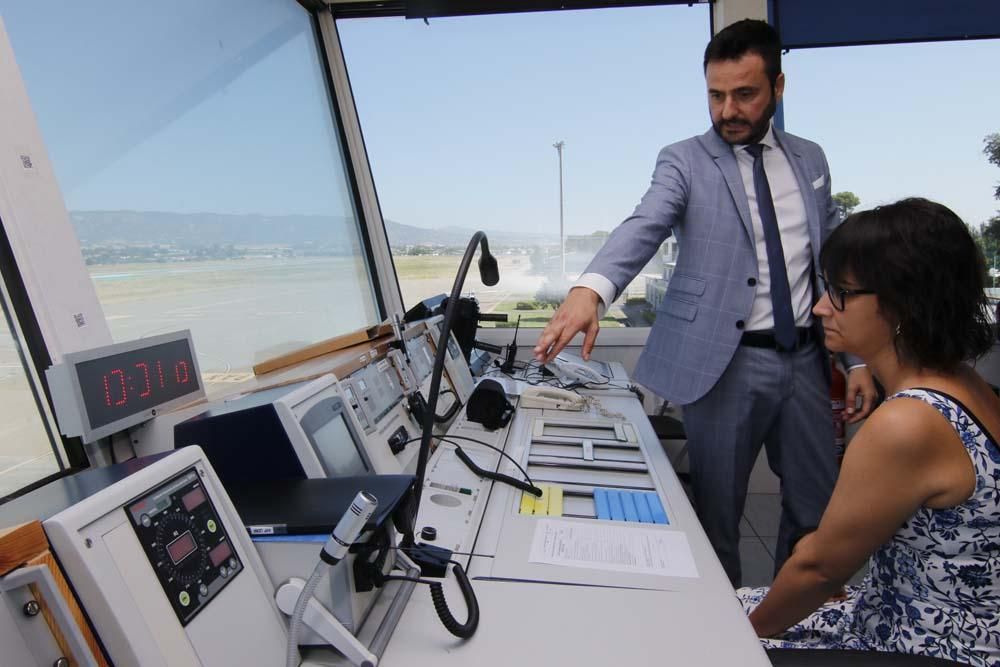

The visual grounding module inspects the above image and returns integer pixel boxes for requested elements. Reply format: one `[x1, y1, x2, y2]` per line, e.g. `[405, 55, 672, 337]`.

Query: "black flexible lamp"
[403, 232, 499, 545]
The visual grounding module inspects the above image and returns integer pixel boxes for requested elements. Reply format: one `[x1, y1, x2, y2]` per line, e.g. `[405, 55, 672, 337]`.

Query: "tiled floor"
[740, 492, 868, 588]
[741, 493, 783, 587]
[740, 493, 781, 586]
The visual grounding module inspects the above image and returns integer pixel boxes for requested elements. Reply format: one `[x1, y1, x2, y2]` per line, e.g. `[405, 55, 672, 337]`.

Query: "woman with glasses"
[737, 198, 1000, 665]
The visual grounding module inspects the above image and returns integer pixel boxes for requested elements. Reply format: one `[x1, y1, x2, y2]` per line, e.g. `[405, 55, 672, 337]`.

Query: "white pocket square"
[812, 175, 826, 189]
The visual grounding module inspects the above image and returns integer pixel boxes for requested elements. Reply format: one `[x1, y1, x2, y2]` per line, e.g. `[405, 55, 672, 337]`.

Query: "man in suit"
[533, 19, 876, 587]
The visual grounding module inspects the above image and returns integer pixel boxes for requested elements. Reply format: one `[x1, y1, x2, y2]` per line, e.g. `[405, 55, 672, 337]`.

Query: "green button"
[206, 519, 217, 533]
[179, 591, 190, 607]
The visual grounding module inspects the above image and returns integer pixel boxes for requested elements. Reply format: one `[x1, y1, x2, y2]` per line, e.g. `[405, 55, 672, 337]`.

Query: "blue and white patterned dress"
[737, 388, 1000, 666]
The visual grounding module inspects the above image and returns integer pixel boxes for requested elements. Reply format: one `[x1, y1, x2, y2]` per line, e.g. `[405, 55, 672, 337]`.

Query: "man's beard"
[713, 90, 777, 145]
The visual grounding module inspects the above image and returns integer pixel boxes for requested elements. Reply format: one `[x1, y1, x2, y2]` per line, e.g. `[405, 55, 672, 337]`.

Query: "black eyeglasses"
[820, 276, 875, 311]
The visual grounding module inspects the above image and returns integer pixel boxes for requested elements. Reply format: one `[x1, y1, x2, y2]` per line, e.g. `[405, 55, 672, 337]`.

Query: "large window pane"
[0, 298, 60, 498]
[4, 1, 379, 380]
[338, 6, 708, 327]
[782, 39, 1000, 268]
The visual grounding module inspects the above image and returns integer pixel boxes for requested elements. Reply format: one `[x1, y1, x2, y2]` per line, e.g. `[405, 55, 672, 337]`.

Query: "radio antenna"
[500, 315, 520, 374]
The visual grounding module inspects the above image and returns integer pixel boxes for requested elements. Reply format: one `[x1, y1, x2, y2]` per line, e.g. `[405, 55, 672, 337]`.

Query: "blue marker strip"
[621, 492, 639, 522]
[633, 492, 653, 523]
[252, 534, 327, 543]
[594, 488, 611, 520]
[646, 493, 669, 524]
[608, 490, 625, 521]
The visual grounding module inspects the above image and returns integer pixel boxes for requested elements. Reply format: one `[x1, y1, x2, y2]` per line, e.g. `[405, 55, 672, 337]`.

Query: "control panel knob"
[420, 526, 437, 542]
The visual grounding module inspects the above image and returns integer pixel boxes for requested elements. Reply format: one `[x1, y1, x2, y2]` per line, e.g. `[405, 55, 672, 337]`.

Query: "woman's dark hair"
[820, 197, 994, 370]
[703, 19, 782, 88]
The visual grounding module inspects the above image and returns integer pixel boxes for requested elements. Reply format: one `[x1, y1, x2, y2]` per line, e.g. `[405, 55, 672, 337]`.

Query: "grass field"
[91, 257, 370, 304]
[393, 253, 630, 327]
[393, 255, 470, 280]
[484, 299, 626, 328]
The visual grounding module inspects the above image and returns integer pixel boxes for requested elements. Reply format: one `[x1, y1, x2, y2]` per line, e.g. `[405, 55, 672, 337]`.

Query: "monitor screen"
[305, 409, 368, 478]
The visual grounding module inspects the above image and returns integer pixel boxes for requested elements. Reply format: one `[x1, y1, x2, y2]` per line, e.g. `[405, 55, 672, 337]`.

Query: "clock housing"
[47, 330, 205, 443]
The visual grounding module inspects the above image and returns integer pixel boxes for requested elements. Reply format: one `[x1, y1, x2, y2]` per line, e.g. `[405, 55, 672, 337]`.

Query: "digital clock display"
[75, 338, 202, 430]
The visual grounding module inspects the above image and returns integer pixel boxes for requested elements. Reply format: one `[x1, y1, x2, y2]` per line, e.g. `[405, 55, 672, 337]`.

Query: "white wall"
[713, 0, 768, 31]
[0, 19, 111, 361]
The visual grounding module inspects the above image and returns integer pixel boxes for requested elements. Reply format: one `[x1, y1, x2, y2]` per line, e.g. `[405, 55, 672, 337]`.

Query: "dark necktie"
[744, 143, 796, 350]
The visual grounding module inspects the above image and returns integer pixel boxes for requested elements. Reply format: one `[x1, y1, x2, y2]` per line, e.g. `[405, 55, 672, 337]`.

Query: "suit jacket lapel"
[698, 129, 755, 247]
[773, 128, 822, 271]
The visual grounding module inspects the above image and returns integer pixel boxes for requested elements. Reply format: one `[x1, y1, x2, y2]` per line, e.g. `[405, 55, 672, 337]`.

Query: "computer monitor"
[426, 315, 475, 404]
[174, 375, 373, 486]
[292, 393, 369, 478]
[279, 373, 405, 475]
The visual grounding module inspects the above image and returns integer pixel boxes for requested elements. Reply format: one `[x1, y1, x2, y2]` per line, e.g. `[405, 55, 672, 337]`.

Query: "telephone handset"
[547, 352, 607, 385]
[519, 386, 586, 411]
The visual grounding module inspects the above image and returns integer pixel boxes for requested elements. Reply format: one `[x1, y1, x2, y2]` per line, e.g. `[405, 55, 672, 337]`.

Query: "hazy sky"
[4, 2, 999, 235]
[339, 7, 1000, 234]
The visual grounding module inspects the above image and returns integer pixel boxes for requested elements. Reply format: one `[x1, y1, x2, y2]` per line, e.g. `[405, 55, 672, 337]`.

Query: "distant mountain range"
[69, 210, 559, 249]
[384, 220, 557, 247]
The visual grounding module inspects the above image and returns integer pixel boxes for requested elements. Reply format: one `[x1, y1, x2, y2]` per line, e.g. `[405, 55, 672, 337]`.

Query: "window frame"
[0, 3, 394, 492]
[326, 2, 717, 350]
[316, 10, 405, 318]
[0, 220, 77, 473]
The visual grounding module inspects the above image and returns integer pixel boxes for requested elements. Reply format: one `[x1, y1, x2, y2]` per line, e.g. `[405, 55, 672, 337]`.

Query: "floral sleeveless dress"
[737, 388, 1000, 666]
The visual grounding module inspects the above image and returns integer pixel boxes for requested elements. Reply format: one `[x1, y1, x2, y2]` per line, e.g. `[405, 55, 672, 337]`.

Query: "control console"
[126, 467, 242, 625]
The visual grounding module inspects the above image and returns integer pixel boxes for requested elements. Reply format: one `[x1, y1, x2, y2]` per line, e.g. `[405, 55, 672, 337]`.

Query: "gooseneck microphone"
[320, 491, 378, 565]
[405, 232, 498, 546]
[286, 490, 379, 667]
[477, 238, 500, 286]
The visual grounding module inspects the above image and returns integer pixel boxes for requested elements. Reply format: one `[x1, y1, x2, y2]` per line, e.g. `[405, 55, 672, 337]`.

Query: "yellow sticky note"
[520, 490, 536, 515]
[547, 486, 563, 517]
[535, 486, 550, 515]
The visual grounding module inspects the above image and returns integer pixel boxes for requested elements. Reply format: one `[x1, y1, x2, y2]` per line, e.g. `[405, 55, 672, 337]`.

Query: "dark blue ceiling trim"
[773, 0, 1000, 50]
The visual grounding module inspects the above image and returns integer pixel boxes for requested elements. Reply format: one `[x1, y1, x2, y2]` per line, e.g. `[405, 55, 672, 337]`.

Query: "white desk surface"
[383, 578, 768, 666]
[304, 575, 769, 667]
[304, 372, 771, 667]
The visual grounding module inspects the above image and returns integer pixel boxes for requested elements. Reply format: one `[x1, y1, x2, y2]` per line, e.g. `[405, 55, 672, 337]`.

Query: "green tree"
[985, 133, 1000, 201]
[983, 217, 1000, 247]
[535, 278, 571, 309]
[832, 191, 860, 221]
[982, 133, 1000, 282]
[980, 217, 1000, 275]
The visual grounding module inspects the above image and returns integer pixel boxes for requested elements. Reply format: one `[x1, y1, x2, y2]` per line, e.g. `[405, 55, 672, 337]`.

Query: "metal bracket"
[1, 564, 99, 667]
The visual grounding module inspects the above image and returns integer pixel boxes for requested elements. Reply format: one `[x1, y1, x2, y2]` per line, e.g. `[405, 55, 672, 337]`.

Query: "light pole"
[553, 141, 565, 278]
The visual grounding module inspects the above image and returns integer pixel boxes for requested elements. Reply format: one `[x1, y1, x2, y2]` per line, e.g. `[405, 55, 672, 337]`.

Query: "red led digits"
[80, 338, 202, 433]
[102, 359, 187, 410]
[109, 368, 127, 406]
[136, 362, 152, 398]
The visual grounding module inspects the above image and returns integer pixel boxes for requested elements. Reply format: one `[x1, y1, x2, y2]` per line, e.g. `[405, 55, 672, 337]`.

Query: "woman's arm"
[749, 398, 963, 637]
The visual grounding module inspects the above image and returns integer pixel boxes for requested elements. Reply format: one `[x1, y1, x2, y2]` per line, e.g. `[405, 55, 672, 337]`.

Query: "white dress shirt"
[577, 124, 813, 330]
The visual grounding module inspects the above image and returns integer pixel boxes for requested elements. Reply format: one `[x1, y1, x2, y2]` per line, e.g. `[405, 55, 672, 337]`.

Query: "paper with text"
[528, 519, 699, 578]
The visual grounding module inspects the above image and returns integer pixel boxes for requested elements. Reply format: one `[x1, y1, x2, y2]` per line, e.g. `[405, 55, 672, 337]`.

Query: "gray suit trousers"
[681, 340, 837, 588]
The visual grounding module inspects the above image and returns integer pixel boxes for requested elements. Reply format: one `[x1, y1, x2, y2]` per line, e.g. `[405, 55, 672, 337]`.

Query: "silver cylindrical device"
[321, 491, 378, 565]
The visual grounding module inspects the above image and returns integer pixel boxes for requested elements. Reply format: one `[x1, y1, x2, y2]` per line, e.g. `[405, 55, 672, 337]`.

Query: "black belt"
[740, 327, 815, 352]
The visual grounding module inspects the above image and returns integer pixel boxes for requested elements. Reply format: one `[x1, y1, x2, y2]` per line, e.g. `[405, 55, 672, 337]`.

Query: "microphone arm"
[405, 232, 497, 545]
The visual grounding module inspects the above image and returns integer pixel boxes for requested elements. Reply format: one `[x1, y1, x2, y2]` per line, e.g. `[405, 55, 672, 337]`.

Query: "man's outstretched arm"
[533, 287, 602, 363]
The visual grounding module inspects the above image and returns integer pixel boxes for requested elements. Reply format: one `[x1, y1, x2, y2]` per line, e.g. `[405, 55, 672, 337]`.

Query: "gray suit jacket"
[585, 127, 841, 405]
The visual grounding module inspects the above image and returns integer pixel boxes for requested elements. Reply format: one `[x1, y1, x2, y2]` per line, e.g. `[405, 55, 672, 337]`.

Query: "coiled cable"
[428, 563, 479, 638]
